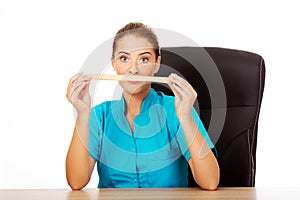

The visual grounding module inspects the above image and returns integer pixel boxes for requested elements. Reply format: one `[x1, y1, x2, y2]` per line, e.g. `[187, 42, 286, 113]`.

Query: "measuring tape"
[87, 74, 170, 84]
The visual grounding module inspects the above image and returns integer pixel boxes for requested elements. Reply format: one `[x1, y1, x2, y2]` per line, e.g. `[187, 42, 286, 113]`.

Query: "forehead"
[115, 35, 155, 54]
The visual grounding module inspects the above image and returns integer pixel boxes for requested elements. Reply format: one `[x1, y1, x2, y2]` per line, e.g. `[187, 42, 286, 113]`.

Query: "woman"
[66, 22, 219, 190]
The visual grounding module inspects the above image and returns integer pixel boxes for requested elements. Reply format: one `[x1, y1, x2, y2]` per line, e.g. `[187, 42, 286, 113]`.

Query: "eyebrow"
[118, 51, 152, 56]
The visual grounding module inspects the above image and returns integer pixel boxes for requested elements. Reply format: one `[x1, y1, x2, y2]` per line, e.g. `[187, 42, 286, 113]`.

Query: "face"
[111, 35, 161, 95]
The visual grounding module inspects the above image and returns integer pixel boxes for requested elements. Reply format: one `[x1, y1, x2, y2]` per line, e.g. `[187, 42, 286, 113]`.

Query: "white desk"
[1, 187, 300, 200]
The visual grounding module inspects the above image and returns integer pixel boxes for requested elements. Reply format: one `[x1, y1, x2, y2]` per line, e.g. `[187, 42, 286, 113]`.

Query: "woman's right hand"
[66, 73, 92, 114]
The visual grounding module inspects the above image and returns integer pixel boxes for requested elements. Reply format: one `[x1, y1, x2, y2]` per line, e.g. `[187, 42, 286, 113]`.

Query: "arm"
[169, 74, 220, 190]
[65, 73, 95, 190]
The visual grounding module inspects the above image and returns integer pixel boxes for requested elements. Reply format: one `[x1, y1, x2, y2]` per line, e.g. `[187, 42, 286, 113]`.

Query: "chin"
[121, 82, 150, 95]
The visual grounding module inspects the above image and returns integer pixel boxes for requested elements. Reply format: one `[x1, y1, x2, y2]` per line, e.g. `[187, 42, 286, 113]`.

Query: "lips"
[128, 81, 140, 84]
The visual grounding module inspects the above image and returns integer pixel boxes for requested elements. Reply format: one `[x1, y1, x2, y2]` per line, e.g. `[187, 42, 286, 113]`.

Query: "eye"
[140, 57, 149, 63]
[120, 56, 128, 62]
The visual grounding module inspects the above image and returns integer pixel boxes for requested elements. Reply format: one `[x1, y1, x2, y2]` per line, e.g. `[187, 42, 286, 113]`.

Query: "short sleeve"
[88, 107, 103, 162]
[175, 107, 215, 161]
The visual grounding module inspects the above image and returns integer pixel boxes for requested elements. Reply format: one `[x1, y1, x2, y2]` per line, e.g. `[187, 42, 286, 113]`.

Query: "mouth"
[128, 81, 141, 84]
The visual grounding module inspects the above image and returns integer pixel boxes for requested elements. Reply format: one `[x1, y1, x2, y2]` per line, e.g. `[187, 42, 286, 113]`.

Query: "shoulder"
[152, 90, 178, 123]
[91, 100, 116, 117]
[152, 90, 175, 108]
[92, 101, 110, 111]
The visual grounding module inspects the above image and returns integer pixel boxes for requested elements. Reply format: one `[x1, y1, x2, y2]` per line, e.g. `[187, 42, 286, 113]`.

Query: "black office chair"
[152, 47, 265, 187]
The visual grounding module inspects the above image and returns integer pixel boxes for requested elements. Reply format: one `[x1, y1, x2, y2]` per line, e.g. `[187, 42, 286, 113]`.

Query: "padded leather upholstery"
[151, 47, 265, 187]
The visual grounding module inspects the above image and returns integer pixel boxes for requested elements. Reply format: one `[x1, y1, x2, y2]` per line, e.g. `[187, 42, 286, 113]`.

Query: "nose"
[128, 61, 139, 75]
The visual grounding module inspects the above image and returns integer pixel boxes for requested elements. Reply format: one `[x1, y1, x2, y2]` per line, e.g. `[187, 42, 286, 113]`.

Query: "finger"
[72, 75, 91, 91]
[169, 74, 190, 92]
[69, 73, 91, 92]
[71, 81, 90, 103]
[169, 82, 182, 101]
[169, 75, 191, 97]
[170, 73, 195, 91]
[169, 74, 197, 97]
[75, 73, 91, 83]
[69, 72, 83, 85]
[67, 73, 84, 96]
[67, 83, 80, 103]
[67, 77, 90, 102]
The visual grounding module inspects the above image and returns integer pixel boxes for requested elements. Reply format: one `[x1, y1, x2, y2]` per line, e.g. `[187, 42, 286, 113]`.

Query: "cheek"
[114, 62, 130, 75]
[114, 60, 159, 75]
[139, 64, 158, 75]
[116, 68, 128, 75]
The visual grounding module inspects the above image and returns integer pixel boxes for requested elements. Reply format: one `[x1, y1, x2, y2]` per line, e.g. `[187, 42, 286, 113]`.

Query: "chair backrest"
[152, 47, 265, 187]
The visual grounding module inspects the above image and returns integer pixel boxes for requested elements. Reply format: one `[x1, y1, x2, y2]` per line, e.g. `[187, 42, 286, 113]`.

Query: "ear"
[154, 55, 161, 74]
[111, 56, 117, 71]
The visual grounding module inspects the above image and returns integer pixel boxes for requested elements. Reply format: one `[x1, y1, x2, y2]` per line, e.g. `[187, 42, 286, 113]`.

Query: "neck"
[123, 87, 151, 115]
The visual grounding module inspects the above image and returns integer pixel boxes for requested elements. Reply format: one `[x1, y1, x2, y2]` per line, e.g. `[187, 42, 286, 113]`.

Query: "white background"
[1, 0, 299, 189]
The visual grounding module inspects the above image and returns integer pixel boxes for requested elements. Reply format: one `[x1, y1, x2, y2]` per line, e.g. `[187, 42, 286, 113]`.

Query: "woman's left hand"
[168, 73, 197, 122]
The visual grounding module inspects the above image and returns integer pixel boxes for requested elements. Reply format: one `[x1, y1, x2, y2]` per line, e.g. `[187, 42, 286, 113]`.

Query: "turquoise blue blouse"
[88, 88, 215, 188]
